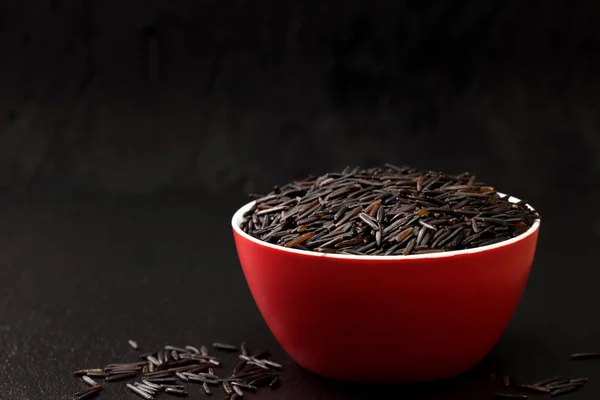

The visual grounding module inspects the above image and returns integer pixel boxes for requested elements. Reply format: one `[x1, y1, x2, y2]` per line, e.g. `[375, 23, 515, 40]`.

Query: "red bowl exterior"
[232, 203, 540, 382]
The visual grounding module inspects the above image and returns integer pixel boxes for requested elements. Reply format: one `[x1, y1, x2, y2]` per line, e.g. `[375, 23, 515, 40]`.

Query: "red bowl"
[231, 196, 540, 382]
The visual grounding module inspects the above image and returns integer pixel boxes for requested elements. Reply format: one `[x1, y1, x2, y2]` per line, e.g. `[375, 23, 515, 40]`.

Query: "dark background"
[1, 1, 600, 399]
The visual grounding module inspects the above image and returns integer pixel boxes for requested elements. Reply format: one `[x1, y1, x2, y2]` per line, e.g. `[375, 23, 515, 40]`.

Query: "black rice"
[547, 382, 583, 391]
[164, 387, 189, 396]
[75, 385, 103, 400]
[269, 376, 280, 388]
[146, 355, 161, 366]
[82, 376, 100, 387]
[232, 384, 244, 396]
[135, 383, 158, 395]
[231, 382, 258, 391]
[259, 359, 283, 370]
[105, 371, 137, 381]
[493, 373, 590, 399]
[570, 352, 600, 360]
[71, 341, 282, 399]
[175, 372, 189, 382]
[240, 342, 249, 356]
[142, 380, 162, 390]
[569, 378, 589, 384]
[127, 383, 153, 399]
[165, 345, 187, 353]
[550, 385, 580, 397]
[73, 369, 104, 377]
[185, 345, 200, 354]
[223, 381, 233, 394]
[212, 342, 238, 352]
[249, 374, 276, 387]
[240, 166, 539, 255]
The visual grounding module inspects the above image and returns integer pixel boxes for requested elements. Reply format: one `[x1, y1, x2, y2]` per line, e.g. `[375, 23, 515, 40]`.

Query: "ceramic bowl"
[231, 195, 540, 382]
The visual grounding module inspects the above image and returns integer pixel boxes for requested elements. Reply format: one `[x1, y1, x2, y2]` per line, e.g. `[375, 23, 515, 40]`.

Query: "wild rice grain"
[358, 212, 379, 231]
[127, 383, 154, 399]
[175, 372, 189, 382]
[232, 384, 244, 396]
[185, 345, 200, 354]
[164, 387, 189, 396]
[106, 361, 146, 369]
[74, 385, 103, 399]
[105, 371, 137, 381]
[394, 227, 414, 243]
[547, 382, 583, 391]
[416, 226, 426, 245]
[418, 220, 438, 231]
[402, 238, 416, 255]
[86, 371, 108, 378]
[73, 341, 283, 399]
[259, 359, 283, 370]
[142, 380, 162, 390]
[135, 383, 158, 395]
[73, 369, 104, 377]
[146, 355, 160, 366]
[81, 376, 99, 387]
[144, 371, 171, 378]
[283, 232, 315, 248]
[208, 359, 221, 366]
[269, 376, 280, 388]
[550, 385, 580, 397]
[570, 352, 600, 360]
[240, 341, 249, 356]
[250, 375, 276, 387]
[471, 218, 479, 233]
[164, 346, 187, 353]
[569, 378, 589, 384]
[200, 345, 209, 356]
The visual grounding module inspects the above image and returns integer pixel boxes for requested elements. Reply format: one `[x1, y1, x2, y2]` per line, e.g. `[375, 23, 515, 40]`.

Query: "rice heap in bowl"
[239, 165, 539, 256]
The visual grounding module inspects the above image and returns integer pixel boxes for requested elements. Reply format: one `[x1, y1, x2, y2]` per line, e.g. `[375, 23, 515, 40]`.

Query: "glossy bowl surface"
[232, 195, 540, 382]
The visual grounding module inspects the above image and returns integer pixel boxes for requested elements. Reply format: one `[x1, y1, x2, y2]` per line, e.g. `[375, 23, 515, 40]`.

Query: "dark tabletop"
[0, 189, 599, 400]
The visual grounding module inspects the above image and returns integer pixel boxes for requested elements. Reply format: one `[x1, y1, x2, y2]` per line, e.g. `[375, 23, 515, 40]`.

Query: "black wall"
[0, 0, 598, 209]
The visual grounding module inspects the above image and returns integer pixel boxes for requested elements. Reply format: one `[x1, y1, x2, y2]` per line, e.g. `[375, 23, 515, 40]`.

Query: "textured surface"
[0, 0, 599, 197]
[0, 190, 599, 399]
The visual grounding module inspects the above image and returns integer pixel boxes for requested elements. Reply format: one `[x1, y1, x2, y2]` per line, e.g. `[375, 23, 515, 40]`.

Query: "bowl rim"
[231, 192, 540, 261]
